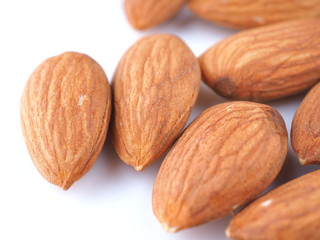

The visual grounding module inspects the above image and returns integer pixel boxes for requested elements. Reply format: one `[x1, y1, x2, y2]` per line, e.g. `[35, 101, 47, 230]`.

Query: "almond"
[291, 82, 320, 165]
[188, 0, 320, 29]
[111, 34, 200, 171]
[124, 0, 186, 30]
[227, 170, 320, 240]
[199, 18, 320, 102]
[152, 101, 288, 232]
[21, 52, 111, 190]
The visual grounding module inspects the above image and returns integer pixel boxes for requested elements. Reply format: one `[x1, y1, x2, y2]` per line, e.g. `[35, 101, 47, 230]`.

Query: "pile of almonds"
[21, 1, 320, 239]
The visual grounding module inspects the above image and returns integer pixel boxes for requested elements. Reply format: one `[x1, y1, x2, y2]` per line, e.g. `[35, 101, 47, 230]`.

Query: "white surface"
[0, 1, 319, 240]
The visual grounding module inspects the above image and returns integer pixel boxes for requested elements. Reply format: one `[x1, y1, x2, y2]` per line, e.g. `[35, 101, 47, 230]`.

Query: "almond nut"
[125, 0, 186, 30]
[21, 52, 111, 190]
[188, 0, 320, 29]
[227, 170, 320, 240]
[152, 101, 288, 232]
[292, 82, 320, 165]
[111, 34, 200, 171]
[199, 18, 320, 101]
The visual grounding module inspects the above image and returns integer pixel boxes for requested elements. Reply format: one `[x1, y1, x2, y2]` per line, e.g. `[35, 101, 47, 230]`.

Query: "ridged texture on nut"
[21, 52, 111, 190]
[199, 18, 320, 102]
[124, 0, 186, 30]
[111, 34, 200, 171]
[188, 0, 320, 29]
[227, 170, 320, 240]
[291, 82, 320, 165]
[152, 101, 288, 232]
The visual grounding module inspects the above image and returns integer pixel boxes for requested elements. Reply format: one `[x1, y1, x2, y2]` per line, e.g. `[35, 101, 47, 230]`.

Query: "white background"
[1, 1, 319, 240]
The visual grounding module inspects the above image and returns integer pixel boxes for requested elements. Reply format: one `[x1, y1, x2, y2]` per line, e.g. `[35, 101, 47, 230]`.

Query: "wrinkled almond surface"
[188, 0, 320, 29]
[111, 34, 200, 171]
[292, 82, 320, 165]
[153, 101, 288, 232]
[199, 18, 320, 101]
[21, 52, 111, 190]
[125, 0, 186, 30]
[228, 170, 320, 240]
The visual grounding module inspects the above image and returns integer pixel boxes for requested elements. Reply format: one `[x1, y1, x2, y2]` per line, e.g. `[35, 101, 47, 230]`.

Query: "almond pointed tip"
[60, 185, 71, 191]
[225, 227, 231, 238]
[299, 158, 307, 165]
[134, 165, 144, 172]
[131, 23, 148, 31]
[59, 180, 73, 191]
[161, 222, 179, 233]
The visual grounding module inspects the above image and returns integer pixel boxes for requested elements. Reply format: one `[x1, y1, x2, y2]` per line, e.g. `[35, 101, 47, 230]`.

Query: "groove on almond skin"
[188, 0, 320, 29]
[292, 82, 320, 165]
[152, 101, 288, 231]
[111, 34, 200, 171]
[228, 170, 320, 240]
[199, 18, 320, 102]
[21, 52, 111, 190]
[125, 0, 186, 30]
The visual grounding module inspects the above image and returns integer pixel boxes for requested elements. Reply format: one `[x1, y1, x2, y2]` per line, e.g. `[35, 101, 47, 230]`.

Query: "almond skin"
[291, 82, 320, 165]
[124, 0, 186, 30]
[111, 34, 200, 171]
[199, 18, 320, 102]
[152, 101, 288, 232]
[188, 0, 320, 29]
[21, 52, 111, 190]
[227, 170, 320, 240]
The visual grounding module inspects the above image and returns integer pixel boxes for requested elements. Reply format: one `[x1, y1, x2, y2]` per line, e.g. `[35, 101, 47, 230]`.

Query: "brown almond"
[227, 170, 320, 240]
[291, 82, 320, 165]
[188, 0, 320, 29]
[21, 52, 111, 190]
[199, 18, 320, 102]
[111, 34, 200, 171]
[152, 101, 288, 232]
[124, 0, 186, 30]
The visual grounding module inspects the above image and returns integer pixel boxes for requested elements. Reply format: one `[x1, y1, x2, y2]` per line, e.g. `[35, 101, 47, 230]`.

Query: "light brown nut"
[124, 0, 186, 30]
[21, 52, 111, 190]
[188, 0, 320, 29]
[111, 34, 200, 171]
[291, 82, 320, 165]
[152, 101, 288, 232]
[199, 18, 320, 102]
[227, 170, 320, 240]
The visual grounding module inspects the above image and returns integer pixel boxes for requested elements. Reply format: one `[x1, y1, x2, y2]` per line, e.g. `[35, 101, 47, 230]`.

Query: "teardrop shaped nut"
[153, 101, 288, 231]
[188, 0, 320, 29]
[199, 18, 320, 101]
[125, 0, 186, 30]
[111, 34, 201, 171]
[292, 82, 320, 165]
[228, 170, 320, 240]
[21, 52, 111, 190]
